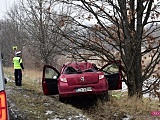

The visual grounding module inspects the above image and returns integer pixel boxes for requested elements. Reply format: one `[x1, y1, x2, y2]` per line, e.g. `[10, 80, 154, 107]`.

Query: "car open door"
[42, 65, 60, 95]
[100, 60, 122, 90]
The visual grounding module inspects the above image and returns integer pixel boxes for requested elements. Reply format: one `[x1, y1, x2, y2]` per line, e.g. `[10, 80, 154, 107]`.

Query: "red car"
[42, 61, 122, 101]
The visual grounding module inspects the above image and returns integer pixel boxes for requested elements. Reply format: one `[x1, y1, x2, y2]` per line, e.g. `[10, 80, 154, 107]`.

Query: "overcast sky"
[0, 0, 16, 19]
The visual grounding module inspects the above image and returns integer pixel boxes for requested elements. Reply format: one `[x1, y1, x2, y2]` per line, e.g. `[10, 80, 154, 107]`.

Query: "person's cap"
[16, 51, 21, 55]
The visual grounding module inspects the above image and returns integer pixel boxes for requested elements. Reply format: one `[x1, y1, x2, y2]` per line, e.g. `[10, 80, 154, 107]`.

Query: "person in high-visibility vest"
[12, 51, 24, 86]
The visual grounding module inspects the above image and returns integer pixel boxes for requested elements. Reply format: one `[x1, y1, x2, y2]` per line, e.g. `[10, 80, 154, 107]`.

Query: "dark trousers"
[14, 69, 22, 86]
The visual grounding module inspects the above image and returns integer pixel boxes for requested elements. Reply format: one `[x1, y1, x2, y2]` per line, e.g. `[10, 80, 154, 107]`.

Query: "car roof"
[0, 53, 5, 91]
[64, 62, 94, 71]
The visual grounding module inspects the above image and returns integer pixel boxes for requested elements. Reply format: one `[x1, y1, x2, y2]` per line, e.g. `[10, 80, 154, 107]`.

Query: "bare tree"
[57, 0, 160, 98]
[2, 0, 160, 98]
[0, 19, 26, 67]
[6, 0, 68, 68]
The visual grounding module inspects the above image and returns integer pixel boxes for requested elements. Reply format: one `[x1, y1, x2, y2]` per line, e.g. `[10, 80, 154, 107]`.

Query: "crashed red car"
[42, 61, 122, 101]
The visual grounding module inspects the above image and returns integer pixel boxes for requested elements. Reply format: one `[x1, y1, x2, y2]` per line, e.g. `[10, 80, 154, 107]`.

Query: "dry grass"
[4, 68, 74, 119]
[4, 67, 42, 93]
[4, 67, 160, 120]
[86, 92, 160, 120]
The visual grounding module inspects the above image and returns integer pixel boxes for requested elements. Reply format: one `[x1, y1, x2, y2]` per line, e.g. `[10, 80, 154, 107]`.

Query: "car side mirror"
[4, 78, 7, 84]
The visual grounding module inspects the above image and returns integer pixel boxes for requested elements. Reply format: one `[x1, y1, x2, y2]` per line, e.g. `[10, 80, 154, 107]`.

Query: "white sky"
[0, 0, 16, 19]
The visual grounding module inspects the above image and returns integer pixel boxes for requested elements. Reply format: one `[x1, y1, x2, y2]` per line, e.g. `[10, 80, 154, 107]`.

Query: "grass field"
[4, 67, 160, 120]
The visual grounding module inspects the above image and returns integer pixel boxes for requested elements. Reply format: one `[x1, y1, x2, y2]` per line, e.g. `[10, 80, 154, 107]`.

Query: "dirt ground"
[5, 77, 160, 120]
[6, 83, 93, 120]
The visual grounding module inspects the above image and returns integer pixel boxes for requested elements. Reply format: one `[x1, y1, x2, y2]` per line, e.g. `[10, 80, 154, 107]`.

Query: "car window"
[45, 68, 59, 79]
[63, 67, 78, 74]
[84, 68, 97, 72]
[63, 67, 98, 74]
[102, 64, 119, 74]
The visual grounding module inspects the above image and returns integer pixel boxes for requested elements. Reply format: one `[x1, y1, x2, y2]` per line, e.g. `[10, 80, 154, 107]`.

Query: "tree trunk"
[134, 48, 143, 98]
[124, 0, 143, 98]
[127, 70, 136, 97]
[127, 66, 143, 98]
[127, 41, 142, 98]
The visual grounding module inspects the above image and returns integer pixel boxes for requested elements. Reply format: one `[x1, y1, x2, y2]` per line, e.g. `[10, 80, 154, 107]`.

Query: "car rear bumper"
[58, 81, 108, 97]
[59, 89, 108, 97]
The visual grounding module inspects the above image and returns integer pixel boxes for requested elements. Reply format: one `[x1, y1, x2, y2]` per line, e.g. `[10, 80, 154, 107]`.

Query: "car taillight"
[0, 91, 8, 120]
[99, 75, 104, 80]
[60, 78, 67, 82]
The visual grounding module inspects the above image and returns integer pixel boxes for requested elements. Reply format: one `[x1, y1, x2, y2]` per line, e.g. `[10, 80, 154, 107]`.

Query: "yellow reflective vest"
[12, 57, 23, 69]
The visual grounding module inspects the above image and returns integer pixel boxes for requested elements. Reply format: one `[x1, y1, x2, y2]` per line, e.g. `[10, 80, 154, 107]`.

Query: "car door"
[100, 60, 122, 90]
[42, 65, 60, 95]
